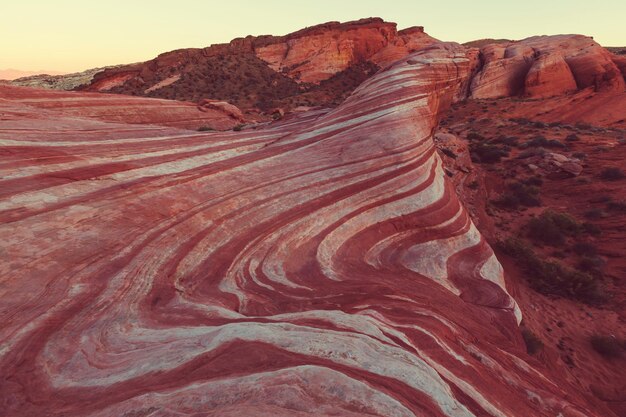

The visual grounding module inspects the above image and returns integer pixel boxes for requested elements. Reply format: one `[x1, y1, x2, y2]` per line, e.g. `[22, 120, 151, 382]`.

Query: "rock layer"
[0, 85, 243, 130]
[0, 43, 608, 417]
[470, 35, 625, 99]
[38, 20, 622, 114]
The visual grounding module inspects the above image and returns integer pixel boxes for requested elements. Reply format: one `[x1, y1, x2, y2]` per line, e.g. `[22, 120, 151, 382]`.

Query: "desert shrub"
[511, 117, 531, 125]
[526, 210, 581, 246]
[440, 148, 457, 159]
[590, 335, 624, 358]
[521, 135, 549, 148]
[520, 136, 566, 149]
[493, 182, 541, 210]
[584, 208, 606, 219]
[467, 132, 486, 141]
[606, 200, 626, 212]
[581, 222, 602, 236]
[492, 135, 519, 146]
[470, 142, 509, 163]
[572, 152, 587, 159]
[517, 147, 547, 159]
[532, 121, 547, 128]
[572, 242, 598, 256]
[547, 139, 566, 148]
[599, 167, 625, 181]
[233, 124, 245, 132]
[590, 195, 612, 204]
[197, 125, 214, 132]
[521, 328, 544, 355]
[600, 167, 626, 181]
[577, 255, 604, 274]
[565, 134, 580, 142]
[497, 238, 603, 302]
[575, 122, 592, 130]
[523, 176, 543, 186]
[468, 180, 480, 190]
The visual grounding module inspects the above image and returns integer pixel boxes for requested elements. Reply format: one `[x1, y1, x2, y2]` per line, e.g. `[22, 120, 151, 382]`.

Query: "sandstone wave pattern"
[0, 44, 607, 416]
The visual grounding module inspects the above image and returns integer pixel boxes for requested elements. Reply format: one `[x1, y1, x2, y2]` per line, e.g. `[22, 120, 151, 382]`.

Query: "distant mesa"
[0, 68, 67, 81]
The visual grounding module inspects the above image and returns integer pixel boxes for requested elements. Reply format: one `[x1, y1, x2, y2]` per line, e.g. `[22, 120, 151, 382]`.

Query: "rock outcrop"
[28, 21, 621, 114]
[0, 43, 611, 417]
[470, 35, 625, 99]
[256, 19, 438, 82]
[9, 66, 119, 90]
[0, 84, 244, 130]
[76, 19, 438, 111]
[524, 53, 578, 98]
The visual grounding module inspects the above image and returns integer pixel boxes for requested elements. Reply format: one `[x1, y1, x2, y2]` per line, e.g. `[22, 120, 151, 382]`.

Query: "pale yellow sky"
[2, 0, 625, 73]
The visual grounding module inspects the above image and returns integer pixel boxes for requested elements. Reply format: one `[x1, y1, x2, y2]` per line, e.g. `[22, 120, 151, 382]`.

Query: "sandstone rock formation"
[255, 19, 438, 82]
[24, 20, 622, 115]
[470, 35, 625, 99]
[9, 66, 119, 91]
[0, 43, 612, 417]
[76, 18, 438, 111]
[0, 85, 243, 130]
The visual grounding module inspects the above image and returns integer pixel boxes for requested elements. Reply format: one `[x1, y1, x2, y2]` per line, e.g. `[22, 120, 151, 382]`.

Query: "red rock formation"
[0, 85, 243, 130]
[78, 19, 439, 111]
[0, 43, 612, 417]
[255, 19, 438, 82]
[524, 53, 578, 98]
[76, 20, 623, 114]
[471, 35, 625, 99]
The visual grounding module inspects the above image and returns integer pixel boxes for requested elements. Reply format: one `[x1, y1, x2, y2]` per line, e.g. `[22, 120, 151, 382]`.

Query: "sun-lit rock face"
[0, 85, 243, 130]
[255, 18, 395, 83]
[524, 53, 578, 98]
[255, 18, 439, 83]
[470, 35, 625, 98]
[0, 44, 605, 417]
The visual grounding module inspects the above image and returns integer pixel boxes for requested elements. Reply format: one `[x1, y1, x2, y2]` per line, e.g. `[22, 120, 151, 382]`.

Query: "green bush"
[582, 222, 602, 236]
[517, 147, 546, 159]
[520, 136, 566, 149]
[577, 256, 604, 275]
[526, 210, 581, 246]
[584, 208, 606, 219]
[197, 125, 215, 132]
[467, 132, 485, 141]
[497, 238, 603, 303]
[523, 176, 543, 186]
[440, 148, 457, 159]
[470, 142, 509, 163]
[599, 167, 625, 181]
[572, 242, 598, 256]
[606, 201, 626, 212]
[493, 182, 541, 210]
[521, 328, 544, 355]
[590, 335, 624, 358]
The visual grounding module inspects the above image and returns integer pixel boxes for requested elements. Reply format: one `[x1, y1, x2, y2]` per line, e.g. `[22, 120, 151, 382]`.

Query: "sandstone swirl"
[0, 44, 602, 416]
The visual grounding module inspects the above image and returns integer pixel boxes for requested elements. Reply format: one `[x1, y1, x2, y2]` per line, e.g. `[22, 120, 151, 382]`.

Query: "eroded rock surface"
[0, 85, 243, 130]
[470, 35, 625, 99]
[0, 43, 609, 417]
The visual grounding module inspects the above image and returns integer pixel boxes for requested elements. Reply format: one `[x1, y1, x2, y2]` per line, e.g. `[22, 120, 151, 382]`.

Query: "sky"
[2, 0, 625, 73]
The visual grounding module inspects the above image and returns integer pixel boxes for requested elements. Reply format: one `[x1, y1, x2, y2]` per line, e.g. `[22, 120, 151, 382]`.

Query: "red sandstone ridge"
[1, 42, 615, 417]
[77, 18, 438, 111]
[255, 19, 438, 82]
[0, 85, 243, 130]
[75, 21, 624, 116]
[469, 35, 625, 99]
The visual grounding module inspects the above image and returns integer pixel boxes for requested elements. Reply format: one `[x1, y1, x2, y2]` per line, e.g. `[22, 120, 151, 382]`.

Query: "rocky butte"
[1, 18, 625, 417]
